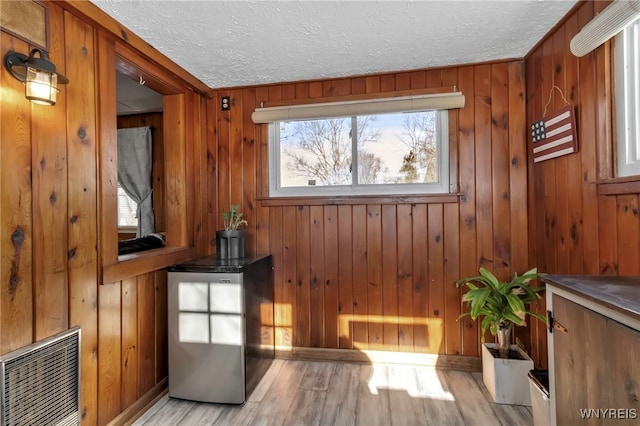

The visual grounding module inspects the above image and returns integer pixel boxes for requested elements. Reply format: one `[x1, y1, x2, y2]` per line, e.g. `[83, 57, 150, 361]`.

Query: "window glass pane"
[117, 184, 138, 227]
[360, 111, 439, 185]
[279, 118, 353, 187]
[269, 109, 449, 196]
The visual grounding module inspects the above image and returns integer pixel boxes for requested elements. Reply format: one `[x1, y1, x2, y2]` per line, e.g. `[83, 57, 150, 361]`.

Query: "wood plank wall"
[98, 270, 168, 424]
[212, 61, 536, 362]
[0, 2, 209, 424]
[525, 0, 638, 369]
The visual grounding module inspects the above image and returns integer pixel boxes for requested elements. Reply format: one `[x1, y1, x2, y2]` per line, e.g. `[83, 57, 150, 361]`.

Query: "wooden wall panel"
[96, 272, 167, 424]
[280, 206, 297, 348]
[323, 205, 339, 349]
[337, 205, 353, 349]
[163, 94, 188, 247]
[154, 270, 168, 383]
[295, 206, 311, 347]
[64, 11, 99, 424]
[309, 205, 325, 347]
[397, 203, 413, 352]
[352, 205, 368, 349]
[525, 0, 640, 369]
[427, 204, 444, 354]
[508, 61, 531, 351]
[490, 63, 510, 281]
[457, 65, 479, 357]
[443, 203, 461, 355]
[1, 34, 34, 354]
[184, 90, 197, 247]
[121, 278, 138, 409]
[97, 283, 121, 425]
[366, 205, 383, 350]
[213, 61, 532, 361]
[0, 2, 210, 424]
[381, 205, 398, 352]
[33, 2, 68, 341]
[137, 273, 156, 397]
[411, 204, 429, 353]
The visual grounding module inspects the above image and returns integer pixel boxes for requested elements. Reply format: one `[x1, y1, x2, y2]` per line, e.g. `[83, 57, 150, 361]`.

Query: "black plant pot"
[216, 229, 245, 259]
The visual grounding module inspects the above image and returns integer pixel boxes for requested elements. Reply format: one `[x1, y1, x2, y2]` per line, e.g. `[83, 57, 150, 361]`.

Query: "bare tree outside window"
[281, 116, 383, 186]
[398, 111, 438, 183]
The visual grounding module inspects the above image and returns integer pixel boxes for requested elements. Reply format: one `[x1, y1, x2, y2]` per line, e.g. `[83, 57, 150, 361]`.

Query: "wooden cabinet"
[542, 275, 640, 425]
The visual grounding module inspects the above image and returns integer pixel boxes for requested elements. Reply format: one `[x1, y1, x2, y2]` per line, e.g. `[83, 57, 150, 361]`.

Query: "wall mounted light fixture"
[4, 48, 69, 106]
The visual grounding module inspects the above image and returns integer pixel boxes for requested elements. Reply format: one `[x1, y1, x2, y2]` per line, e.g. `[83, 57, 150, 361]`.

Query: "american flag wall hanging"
[531, 104, 578, 163]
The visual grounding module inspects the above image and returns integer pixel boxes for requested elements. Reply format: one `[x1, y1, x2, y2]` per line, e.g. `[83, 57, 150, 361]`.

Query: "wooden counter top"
[540, 274, 640, 323]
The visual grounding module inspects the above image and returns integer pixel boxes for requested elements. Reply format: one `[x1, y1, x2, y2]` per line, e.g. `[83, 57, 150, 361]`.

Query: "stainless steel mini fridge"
[167, 255, 273, 404]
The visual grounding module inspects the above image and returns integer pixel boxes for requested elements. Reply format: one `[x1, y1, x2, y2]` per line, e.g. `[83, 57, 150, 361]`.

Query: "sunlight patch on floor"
[366, 363, 456, 401]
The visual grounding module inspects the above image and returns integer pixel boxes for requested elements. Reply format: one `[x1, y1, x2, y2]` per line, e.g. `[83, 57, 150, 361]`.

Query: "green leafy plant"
[223, 205, 248, 231]
[456, 267, 546, 357]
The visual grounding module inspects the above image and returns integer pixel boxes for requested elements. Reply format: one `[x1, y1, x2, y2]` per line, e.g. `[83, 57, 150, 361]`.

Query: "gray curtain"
[117, 126, 154, 237]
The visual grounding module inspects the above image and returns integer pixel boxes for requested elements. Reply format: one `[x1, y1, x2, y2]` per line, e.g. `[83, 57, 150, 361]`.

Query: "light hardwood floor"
[133, 359, 533, 426]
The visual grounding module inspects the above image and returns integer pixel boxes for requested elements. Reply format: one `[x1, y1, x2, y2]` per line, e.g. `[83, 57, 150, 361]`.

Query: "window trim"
[615, 17, 640, 178]
[268, 110, 450, 198]
[98, 37, 193, 283]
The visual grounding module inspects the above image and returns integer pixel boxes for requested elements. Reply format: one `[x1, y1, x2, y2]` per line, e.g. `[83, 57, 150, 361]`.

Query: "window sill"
[102, 245, 196, 284]
[596, 176, 640, 196]
[258, 193, 462, 207]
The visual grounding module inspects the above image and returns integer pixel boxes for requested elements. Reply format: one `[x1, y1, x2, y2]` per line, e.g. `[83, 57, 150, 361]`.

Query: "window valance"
[251, 91, 465, 124]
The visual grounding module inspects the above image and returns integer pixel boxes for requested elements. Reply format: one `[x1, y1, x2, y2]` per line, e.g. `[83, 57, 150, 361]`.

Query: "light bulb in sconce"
[4, 48, 69, 106]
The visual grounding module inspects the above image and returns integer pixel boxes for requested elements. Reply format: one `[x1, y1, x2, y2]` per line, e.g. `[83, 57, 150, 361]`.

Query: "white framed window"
[268, 110, 450, 197]
[615, 16, 640, 177]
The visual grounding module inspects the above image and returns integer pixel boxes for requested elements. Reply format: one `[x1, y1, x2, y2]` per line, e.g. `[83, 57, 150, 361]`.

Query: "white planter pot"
[482, 343, 533, 406]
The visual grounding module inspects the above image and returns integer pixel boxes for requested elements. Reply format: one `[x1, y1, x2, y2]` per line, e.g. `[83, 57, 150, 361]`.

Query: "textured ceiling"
[92, 0, 578, 89]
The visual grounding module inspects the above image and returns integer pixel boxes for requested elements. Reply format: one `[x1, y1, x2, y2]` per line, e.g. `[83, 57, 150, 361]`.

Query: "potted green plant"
[216, 205, 248, 259]
[457, 267, 546, 405]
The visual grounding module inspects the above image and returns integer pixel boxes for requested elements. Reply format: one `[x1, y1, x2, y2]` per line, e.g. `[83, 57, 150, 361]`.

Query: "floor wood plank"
[356, 364, 391, 426]
[138, 397, 195, 425]
[284, 389, 326, 426]
[211, 401, 260, 426]
[318, 362, 360, 425]
[134, 359, 533, 426]
[177, 401, 226, 425]
[414, 367, 465, 426]
[472, 372, 534, 426]
[492, 404, 534, 426]
[250, 360, 307, 426]
[442, 369, 502, 426]
[299, 360, 335, 391]
[131, 395, 170, 425]
[386, 364, 426, 425]
[246, 358, 284, 403]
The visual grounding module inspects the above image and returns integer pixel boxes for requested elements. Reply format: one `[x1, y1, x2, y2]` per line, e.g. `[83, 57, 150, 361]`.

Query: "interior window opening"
[116, 69, 166, 255]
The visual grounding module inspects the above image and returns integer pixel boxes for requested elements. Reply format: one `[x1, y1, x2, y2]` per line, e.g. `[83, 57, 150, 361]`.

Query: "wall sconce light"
[4, 48, 69, 106]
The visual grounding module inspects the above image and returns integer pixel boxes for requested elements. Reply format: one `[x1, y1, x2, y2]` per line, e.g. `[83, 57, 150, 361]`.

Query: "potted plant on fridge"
[216, 205, 248, 259]
[456, 267, 546, 405]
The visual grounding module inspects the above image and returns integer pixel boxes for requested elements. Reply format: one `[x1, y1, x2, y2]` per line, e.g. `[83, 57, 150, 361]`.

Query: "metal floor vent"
[0, 327, 80, 426]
